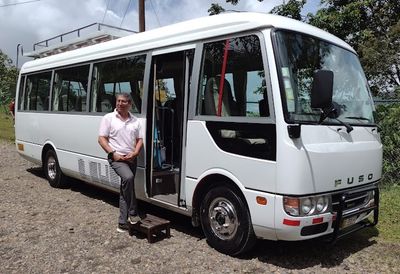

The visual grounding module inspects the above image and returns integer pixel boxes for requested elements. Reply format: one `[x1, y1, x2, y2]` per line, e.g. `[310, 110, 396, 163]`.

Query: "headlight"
[301, 198, 313, 215]
[316, 196, 328, 213]
[284, 195, 331, 216]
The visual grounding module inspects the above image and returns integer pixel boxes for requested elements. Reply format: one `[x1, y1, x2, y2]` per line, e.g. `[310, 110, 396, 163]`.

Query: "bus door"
[147, 48, 194, 206]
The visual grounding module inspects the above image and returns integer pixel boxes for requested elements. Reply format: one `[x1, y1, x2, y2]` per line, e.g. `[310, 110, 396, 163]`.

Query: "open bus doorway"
[146, 50, 193, 206]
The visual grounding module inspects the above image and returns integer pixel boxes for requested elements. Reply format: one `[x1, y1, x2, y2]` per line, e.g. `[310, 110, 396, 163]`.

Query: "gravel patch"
[1, 140, 399, 273]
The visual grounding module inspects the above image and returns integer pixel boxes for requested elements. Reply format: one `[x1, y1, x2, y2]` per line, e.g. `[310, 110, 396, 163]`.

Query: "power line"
[149, 0, 161, 27]
[120, 0, 132, 28]
[101, 0, 111, 24]
[0, 0, 40, 8]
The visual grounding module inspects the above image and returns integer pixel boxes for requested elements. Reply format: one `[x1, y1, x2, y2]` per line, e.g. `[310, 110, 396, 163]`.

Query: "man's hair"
[116, 92, 133, 103]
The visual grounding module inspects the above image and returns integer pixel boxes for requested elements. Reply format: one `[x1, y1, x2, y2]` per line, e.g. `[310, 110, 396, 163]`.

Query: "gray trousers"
[110, 159, 138, 224]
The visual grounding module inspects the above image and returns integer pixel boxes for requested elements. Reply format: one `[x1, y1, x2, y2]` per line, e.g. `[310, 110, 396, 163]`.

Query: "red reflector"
[283, 219, 300, 226]
[312, 217, 324, 224]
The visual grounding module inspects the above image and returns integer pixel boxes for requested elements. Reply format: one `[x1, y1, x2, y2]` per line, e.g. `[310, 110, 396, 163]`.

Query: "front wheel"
[200, 186, 256, 256]
[44, 150, 67, 188]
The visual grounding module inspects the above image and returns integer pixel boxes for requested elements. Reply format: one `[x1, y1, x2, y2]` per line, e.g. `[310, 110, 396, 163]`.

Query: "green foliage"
[377, 185, 400, 241]
[208, 0, 262, 15]
[358, 21, 400, 96]
[270, 0, 306, 20]
[208, 3, 225, 15]
[0, 110, 15, 142]
[308, 0, 400, 96]
[375, 103, 400, 187]
[0, 50, 18, 107]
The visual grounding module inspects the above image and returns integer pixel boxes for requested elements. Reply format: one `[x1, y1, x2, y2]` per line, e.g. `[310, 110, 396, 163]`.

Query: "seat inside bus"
[204, 77, 237, 117]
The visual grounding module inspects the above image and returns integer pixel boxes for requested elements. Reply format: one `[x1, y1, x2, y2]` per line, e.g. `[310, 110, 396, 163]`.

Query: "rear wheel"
[200, 186, 256, 256]
[44, 150, 67, 188]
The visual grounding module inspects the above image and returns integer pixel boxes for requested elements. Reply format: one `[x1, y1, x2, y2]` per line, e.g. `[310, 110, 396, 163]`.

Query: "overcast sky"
[0, 0, 319, 68]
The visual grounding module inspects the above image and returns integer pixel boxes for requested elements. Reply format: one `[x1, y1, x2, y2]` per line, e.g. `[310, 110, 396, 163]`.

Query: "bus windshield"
[274, 30, 375, 126]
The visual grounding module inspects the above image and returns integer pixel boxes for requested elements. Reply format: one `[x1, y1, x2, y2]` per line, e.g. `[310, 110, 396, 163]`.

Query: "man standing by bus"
[98, 93, 144, 232]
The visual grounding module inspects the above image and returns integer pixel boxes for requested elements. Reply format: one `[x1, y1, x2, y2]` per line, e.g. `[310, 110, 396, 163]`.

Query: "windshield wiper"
[333, 118, 354, 133]
[345, 116, 370, 121]
[318, 103, 353, 133]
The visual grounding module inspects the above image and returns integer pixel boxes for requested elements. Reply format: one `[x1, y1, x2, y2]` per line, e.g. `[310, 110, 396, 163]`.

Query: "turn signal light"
[256, 196, 267, 205]
[17, 143, 24, 151]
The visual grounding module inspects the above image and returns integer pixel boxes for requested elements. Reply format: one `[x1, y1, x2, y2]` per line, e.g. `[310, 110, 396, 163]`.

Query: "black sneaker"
[128, 215, 141, 225]
[117, 223, 129, 233]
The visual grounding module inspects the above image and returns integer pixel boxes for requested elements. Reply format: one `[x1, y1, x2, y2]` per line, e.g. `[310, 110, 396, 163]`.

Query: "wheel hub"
[209, 198, 238, 240]
[47, 157, 57, 180]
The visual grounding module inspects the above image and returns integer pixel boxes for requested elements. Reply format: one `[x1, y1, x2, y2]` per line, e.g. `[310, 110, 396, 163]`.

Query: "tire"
[200, 186, 256, 256]
[44, 150, 67, 188]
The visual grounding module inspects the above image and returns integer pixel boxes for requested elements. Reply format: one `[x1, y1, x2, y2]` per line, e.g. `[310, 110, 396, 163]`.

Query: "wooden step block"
[130, 214, 171, 243]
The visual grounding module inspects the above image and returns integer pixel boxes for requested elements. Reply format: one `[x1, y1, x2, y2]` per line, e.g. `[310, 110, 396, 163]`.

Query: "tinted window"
[91, 55, 146, 113]
[24, 72, 52, 111]
[52, 65, 89, 112]
[198, 35, 268, 118]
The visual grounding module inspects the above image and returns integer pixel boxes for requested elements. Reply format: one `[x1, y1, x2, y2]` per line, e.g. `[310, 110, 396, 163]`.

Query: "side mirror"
[311, 70, 334, 109]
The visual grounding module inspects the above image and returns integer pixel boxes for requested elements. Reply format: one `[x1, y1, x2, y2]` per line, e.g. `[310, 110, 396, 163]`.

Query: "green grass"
[0, 111, 15, 142]
[376, 184, 400, 242]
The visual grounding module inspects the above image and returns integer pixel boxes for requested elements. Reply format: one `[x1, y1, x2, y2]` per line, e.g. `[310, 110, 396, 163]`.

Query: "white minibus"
[15, 12, 382, 255]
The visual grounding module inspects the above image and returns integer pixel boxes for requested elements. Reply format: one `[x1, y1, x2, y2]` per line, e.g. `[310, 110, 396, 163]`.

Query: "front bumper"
[274, 184, 379, 241]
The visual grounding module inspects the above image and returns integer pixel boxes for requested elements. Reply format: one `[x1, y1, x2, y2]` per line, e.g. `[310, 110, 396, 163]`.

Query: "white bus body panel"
[185, 120, 277, 192]
[16, 112, 104, 158]
[185, 120, 278, 239]
[15, 112, 148, 198]
[276, 125, 382, 195]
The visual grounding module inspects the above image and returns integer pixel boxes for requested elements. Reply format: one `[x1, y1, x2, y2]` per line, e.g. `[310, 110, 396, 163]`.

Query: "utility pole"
[139, 0, 145, 32]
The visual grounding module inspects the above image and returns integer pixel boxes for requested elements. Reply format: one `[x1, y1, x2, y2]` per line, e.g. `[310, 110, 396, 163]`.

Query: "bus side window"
[91, 55, 145, 113]
[52, 65, 89, 112]
[198, 35, 268, 118]
[25, 72, 52, 111]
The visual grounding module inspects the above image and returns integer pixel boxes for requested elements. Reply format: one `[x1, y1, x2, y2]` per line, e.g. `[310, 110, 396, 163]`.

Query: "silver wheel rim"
[47, 156, 57, 180]
[208, 197, 238, 240]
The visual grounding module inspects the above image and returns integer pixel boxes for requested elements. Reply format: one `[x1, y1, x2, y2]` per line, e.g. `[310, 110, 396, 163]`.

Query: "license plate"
[341, 215, 358, 229]
[341, 212, 369, 229]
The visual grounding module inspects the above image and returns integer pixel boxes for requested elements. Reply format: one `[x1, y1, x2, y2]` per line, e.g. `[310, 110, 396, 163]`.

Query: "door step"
[130, 214, 171, 243]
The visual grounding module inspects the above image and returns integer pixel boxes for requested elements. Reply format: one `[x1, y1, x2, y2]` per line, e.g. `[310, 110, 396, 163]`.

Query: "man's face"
[116, 96, 131, 113]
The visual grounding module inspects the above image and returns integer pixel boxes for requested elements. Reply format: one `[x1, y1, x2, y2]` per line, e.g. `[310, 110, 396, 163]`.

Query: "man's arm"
[98, 136, 113, 154]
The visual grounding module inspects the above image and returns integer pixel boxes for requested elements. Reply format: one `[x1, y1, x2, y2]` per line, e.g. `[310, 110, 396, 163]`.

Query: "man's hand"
[112, 153, 125, 162]
[121, 151, 138, 161]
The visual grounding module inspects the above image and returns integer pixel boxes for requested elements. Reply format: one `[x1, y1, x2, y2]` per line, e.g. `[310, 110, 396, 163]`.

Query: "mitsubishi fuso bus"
[15, 12, 382, 255]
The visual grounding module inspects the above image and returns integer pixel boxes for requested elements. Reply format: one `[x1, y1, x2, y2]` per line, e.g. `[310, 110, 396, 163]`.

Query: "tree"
[358, 21, 400, 97]
[270, 0, 306, 20]
[308, 0, 400, 96]
[208, 3, 225, 15]
[0, 50, 18, 112]
[208, 0, 305, 19]
[375, 103, 400, 186]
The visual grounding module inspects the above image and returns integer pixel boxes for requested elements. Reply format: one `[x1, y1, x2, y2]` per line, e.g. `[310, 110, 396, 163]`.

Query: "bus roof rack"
[24, 23, 137, 59]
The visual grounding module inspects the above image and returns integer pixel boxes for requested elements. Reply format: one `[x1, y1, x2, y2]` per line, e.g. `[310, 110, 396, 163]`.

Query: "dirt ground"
[1, 139, 399, 273]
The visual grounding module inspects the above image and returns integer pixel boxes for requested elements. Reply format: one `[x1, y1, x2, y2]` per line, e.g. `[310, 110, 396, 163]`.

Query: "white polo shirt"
[99, 110, 144, 155]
